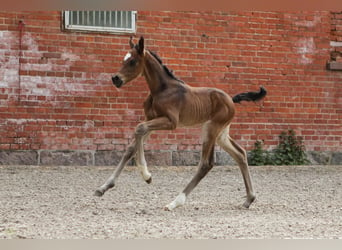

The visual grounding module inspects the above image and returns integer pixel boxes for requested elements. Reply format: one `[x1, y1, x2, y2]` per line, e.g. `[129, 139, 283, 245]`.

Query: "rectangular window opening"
[63, 11, 137, 34]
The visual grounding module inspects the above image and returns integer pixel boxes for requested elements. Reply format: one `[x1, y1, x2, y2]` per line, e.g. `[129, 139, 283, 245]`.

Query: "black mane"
[148, 50, 184, 84]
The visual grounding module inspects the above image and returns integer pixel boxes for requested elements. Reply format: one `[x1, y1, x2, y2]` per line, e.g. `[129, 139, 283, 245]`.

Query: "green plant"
[248, 140, 271, 166]
[248, 129, 309, 166]
[272, 129, 309, 165]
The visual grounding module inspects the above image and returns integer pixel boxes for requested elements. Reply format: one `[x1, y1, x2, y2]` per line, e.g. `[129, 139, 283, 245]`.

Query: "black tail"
[232, 86, 267, 103]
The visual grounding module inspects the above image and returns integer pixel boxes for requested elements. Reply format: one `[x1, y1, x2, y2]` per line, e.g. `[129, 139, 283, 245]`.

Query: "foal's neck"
[143, 51, 170, 95]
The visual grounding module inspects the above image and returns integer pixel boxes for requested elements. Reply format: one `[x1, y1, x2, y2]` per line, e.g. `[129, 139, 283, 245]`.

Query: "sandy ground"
[0, 164, 341, 239]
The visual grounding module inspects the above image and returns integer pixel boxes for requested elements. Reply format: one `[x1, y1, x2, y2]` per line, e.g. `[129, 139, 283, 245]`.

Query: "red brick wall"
[0, 11, 341, 164]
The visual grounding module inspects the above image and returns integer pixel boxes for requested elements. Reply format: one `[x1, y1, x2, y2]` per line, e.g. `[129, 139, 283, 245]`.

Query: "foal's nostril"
[112, 75, 123, 88]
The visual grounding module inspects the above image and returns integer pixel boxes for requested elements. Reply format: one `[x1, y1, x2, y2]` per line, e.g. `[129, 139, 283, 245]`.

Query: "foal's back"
[178, 85, 235, 127]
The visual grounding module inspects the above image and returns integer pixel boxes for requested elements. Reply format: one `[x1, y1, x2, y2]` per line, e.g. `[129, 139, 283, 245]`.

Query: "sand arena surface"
[0, 165, 341, 239]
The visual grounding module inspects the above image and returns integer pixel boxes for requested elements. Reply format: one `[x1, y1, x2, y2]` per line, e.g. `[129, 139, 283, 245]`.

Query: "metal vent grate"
[64, 11, 137, 34]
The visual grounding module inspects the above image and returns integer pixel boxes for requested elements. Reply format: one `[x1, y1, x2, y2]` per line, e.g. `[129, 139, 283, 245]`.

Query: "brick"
[42, 52, 61, 58]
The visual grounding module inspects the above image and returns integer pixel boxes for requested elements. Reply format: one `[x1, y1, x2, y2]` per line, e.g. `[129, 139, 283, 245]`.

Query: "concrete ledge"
[307, 151, 342, 165]
[331, 152, 342, 165]
[94, 150, 172, 167]
[144, 151, 172, 166]
[39, 150, 94, 166]
[215, 151, 235, 166]
[172, 151, 201, 166]
[0, 150, 341, 166]
[327, 61, 342, 71]
[94, 150, 122, 166]
[0, 150, 38, 165]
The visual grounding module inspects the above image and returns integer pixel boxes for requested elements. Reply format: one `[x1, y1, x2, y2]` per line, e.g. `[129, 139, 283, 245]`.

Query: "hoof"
[94, 189, 104, 197]
[243, 195, 256, 208]
[164, 193, 186, 211]
[145, 176, 152, 184]
[164, 205, 172, 211]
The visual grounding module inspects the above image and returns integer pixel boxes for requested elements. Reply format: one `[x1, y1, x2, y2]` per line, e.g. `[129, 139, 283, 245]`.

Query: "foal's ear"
[129, 36, 134, 49]
[137, 36, 144, 55]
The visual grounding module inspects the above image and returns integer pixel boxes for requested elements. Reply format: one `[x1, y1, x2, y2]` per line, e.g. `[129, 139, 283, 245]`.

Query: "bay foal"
[95, 37, 267, 210]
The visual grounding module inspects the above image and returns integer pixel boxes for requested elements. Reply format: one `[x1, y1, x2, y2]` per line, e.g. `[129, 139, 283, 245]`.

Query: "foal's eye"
[129, 59, 136, 66]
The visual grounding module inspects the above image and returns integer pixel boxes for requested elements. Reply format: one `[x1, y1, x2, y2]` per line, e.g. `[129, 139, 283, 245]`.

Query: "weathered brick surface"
[0, 11, 341, 165]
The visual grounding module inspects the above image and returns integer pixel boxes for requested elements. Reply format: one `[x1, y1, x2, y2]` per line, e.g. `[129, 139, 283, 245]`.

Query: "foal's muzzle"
[112, 75, 124, 88]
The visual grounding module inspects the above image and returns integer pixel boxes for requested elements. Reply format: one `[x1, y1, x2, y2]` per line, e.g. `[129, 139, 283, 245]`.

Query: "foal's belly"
[178, 117, 210, 128]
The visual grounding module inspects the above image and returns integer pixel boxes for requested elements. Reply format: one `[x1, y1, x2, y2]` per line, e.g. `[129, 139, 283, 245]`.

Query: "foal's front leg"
[136, 132, 152, 183]
[95, 117, 176, 197]
[94, 138, 138, 196]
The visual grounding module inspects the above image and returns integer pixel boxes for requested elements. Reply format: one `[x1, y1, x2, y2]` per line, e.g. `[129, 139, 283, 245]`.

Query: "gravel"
[0, 165, 341, 239]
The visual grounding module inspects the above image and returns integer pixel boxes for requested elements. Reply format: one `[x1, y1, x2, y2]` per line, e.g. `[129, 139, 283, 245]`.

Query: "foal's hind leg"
[217, 126, 256, 208]
[165, 121, 218, 211]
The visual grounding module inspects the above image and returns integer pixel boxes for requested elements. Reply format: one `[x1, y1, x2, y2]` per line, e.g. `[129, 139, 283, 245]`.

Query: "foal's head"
[112, 36, 145, 88]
